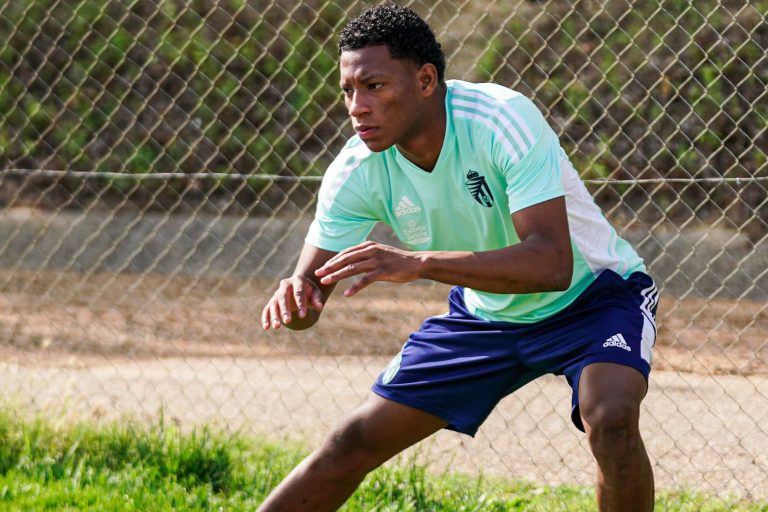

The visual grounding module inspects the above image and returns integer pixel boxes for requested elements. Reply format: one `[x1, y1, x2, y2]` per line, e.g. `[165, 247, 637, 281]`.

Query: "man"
[259, 4, 659, 511]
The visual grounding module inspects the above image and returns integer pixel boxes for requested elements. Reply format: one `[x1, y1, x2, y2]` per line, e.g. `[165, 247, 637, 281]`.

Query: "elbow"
[549, 266, 573, 291]
[547, 247, 573, 292]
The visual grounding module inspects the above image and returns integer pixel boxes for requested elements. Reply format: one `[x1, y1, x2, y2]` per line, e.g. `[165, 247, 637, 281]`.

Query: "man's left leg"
[578, 362, 654, 512]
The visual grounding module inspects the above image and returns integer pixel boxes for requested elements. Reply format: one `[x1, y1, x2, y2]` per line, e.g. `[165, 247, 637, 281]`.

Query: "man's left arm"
[315, 195, 573, 296]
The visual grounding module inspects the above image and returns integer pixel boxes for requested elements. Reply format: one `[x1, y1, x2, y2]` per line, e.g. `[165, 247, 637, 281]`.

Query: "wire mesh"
[0, 0, 766, 501]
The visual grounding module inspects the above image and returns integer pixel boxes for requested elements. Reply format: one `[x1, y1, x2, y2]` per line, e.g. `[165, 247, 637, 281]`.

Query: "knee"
[581, 400, 641, 460]
[311, 417, 379, 478]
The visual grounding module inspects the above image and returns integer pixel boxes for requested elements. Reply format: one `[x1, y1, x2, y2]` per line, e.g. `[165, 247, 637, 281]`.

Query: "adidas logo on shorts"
[603, 333, 631, 351]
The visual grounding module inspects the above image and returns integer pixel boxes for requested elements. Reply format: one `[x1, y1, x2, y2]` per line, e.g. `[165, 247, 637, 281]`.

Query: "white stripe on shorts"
[639, 280, 658, 364]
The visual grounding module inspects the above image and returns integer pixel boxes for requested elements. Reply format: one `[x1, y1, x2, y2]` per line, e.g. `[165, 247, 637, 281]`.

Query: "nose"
[347, 91, 370, 118]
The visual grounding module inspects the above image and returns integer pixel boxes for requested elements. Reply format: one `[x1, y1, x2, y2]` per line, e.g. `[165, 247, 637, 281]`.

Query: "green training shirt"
[306, 80, 645, 323]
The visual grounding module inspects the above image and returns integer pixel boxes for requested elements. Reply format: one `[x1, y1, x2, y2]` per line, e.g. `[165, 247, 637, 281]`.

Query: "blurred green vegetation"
[477, 0, 767, 234]
[0, 0, 351, 212]
[0, 0, 765, 226]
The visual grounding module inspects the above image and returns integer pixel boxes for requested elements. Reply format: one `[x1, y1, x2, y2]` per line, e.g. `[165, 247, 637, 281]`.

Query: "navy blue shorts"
[372, 270, 659, 436]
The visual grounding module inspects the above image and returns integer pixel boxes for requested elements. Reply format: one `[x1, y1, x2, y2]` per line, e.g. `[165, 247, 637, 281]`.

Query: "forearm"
[316, 233, 573, 297]
[417, 240, 573, 294]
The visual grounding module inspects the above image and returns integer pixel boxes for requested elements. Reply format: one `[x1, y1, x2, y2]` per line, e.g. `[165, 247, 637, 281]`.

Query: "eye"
[341, 86, 352, 97]
[368, 83, 383, 91]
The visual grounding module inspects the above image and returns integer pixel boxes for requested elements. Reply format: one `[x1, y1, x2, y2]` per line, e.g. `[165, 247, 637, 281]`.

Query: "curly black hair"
[338, 3, 446, 83]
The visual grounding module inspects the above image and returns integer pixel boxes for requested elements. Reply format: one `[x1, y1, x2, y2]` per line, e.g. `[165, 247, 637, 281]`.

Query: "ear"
[417, 63, 440, 97]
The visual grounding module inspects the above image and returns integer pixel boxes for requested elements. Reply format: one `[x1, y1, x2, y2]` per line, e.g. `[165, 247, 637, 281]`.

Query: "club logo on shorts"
[603, 333, 631, 351]
[465, 170, 494, 207]
[381, 350, 403, 385]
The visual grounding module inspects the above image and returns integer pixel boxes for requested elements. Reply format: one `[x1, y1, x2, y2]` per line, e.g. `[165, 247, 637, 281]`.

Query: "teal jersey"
[306, 80, 645, 323]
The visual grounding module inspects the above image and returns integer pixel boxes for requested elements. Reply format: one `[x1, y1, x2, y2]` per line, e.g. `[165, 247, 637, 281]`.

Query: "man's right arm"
[261, 243, 339, 331]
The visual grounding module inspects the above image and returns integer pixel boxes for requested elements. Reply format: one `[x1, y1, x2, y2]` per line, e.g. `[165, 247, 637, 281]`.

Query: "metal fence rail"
[1, 0, 767, 502]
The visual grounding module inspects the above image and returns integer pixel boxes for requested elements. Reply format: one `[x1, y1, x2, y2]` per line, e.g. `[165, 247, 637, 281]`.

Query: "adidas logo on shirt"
[603, 333, 631, 351]
[395, 195, 421, 217]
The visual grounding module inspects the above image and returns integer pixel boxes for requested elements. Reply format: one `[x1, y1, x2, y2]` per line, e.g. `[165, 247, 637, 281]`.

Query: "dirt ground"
[1, 269, 767, 499]
[1, 269, 766, 375]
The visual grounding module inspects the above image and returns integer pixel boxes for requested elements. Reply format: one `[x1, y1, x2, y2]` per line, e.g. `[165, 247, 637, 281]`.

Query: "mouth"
[355, 126, 378, 140]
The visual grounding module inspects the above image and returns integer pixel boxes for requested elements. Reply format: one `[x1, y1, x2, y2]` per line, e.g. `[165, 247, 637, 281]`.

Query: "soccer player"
[259, 4, 659, 511]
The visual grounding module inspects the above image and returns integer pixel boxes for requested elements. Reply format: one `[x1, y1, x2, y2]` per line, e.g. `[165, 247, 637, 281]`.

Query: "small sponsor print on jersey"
[402, 220, 431, 245]
[465, 170, 494, 207]
[395, 195, 422, 217]
[603, 333, 631, 351]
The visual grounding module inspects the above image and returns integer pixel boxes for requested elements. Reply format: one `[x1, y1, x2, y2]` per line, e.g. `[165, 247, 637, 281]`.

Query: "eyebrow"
[340, 71, 387, 86]
[358, 72, 386, 81]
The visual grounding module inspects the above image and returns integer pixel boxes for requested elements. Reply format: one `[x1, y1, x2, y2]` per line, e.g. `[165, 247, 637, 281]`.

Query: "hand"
[261, 274, 325, 330]
[314, 241, 423, 297]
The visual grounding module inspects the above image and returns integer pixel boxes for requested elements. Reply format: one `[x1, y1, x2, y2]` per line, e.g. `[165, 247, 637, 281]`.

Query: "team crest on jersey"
[465, 170, 494, 207]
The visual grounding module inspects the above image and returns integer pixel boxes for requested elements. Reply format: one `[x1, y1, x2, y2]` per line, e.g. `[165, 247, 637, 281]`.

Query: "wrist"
[415, 251, 434, 281]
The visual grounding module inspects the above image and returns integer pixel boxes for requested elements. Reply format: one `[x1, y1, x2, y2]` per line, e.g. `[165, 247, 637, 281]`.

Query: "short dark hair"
[338, 3, 446, 83]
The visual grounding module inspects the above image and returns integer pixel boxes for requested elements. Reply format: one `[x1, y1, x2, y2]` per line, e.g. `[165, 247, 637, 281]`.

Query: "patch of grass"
[0, 406, 765, 511]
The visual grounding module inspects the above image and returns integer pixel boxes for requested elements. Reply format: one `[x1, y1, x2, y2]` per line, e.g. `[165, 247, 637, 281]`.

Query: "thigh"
[578, 361, 648, 426]
[373, 288, 541, 437]
[521, 271, 659, 431]
[326, 393, 448, 463]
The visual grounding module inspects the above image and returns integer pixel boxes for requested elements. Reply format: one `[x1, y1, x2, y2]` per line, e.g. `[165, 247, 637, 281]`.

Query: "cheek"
[385, 93, 415, 122]
[394, 101, 420, 129]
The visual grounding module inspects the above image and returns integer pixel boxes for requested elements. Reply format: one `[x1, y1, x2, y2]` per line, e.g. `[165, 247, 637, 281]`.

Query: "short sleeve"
[493, 96, 565, 214]
[305, 152, 378, 252]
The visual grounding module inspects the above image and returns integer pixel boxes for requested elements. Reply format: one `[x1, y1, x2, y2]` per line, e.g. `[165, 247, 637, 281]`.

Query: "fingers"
[316, 242, 376, 279]
[293, 283, 307, 319]
[262, 280, 292, 330]
[261, 299, 283, 330]
[318, 262, 368, 285]
[260, 303, 270, 330]
[277, 284, 292, 325]
[309, 285, 324, 312]
[315, 241, 410, 290]
[262, 276, 324, 330]
[343, 272, 375, 297]
[327, 240, 376, 263]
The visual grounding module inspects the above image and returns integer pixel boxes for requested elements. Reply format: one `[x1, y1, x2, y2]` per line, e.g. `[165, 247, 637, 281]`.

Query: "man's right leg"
[256, 393, 448, 512]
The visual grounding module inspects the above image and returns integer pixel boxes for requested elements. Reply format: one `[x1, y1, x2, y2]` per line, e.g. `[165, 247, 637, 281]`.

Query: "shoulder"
[318, 137, 382, 212]
[325, 137, 376, 177]
[448, 80, 543, 134]
[449, 79, 525, 102]
[447, 80, 545, 163]
[322, 137, 382, 188]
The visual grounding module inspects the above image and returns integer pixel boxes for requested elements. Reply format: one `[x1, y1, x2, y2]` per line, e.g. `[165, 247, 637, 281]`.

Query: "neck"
[396, 86, 447, 172]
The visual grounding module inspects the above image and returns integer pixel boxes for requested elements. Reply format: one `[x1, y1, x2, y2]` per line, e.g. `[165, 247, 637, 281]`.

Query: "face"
[339, 45, 428, 153]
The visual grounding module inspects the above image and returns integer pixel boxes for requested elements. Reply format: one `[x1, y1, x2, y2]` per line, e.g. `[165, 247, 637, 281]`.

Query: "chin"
[361, 139, 393, 153]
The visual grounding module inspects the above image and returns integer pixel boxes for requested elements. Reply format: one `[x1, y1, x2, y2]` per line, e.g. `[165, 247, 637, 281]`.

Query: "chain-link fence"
[1, 0, 767, 502]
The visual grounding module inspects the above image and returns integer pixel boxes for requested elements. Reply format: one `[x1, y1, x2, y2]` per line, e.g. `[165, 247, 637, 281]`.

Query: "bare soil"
[1, 269, 766, 376]
[2, 268, 768, 499]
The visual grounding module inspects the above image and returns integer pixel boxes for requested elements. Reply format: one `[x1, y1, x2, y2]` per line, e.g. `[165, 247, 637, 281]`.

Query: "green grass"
[0, 407, 765, 511]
